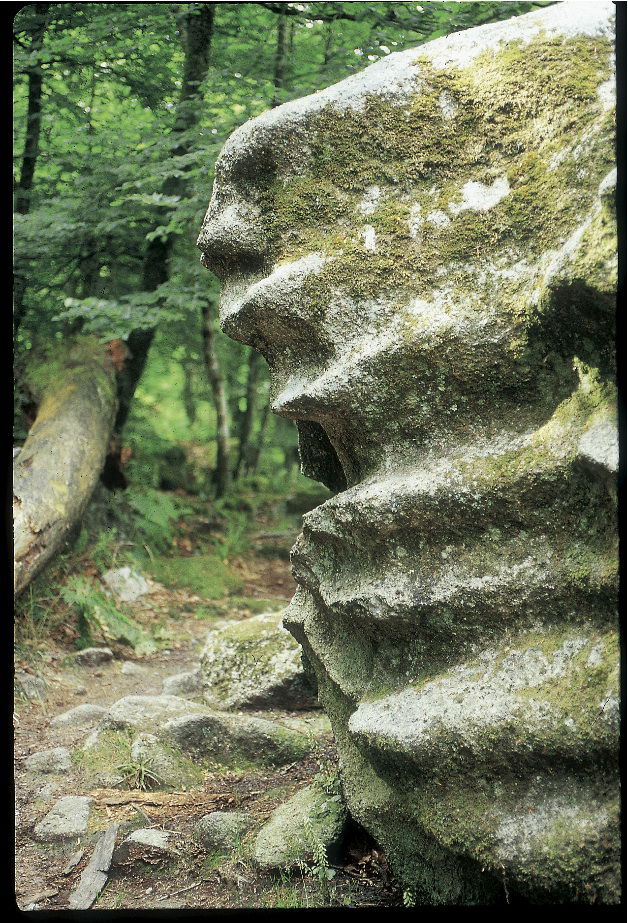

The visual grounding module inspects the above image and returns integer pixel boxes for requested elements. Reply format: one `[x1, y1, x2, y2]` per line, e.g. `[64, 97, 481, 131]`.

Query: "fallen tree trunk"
[14, 339, 118, 596]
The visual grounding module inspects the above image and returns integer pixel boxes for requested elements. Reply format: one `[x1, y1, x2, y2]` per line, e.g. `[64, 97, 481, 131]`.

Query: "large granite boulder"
[198, 2, 618, 905]
[200, 612, 318, 710]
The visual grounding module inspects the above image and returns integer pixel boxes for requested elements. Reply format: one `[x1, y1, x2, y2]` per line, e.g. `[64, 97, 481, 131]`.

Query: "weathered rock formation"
[200, 611, 318, 710]
[198, 2, 619, 904]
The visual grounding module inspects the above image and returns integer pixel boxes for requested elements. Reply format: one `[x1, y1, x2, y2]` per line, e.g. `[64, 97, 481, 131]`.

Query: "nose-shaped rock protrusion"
[197, 194, 269, 280]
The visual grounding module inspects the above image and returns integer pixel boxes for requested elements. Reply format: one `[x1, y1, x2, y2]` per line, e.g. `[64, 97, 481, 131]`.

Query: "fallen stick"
[163, 882, 200, 900]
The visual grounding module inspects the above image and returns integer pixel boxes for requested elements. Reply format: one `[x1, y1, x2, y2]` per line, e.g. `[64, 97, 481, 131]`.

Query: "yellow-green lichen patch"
[258, 33, 613, 321]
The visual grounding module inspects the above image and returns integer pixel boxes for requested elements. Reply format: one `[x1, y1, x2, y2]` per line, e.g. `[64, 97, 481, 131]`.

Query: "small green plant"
[60, 575, 155, 653]
[296, 818, 336, 906]
[124, 487, 191, 553]
[117, 752, 164, 791]
[402, 887, 416, 908]
[213, 511, 249, 560]
[313, 759, 342, 798]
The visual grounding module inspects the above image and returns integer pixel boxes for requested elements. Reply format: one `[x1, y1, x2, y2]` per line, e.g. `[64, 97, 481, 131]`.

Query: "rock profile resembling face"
[199, 2, 619, 906]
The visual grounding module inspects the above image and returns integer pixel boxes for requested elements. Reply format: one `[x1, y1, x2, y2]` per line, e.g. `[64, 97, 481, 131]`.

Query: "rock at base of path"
[73, 647, 114, 667]
[160, 712, 311, 767]
[102, 567, 149, 602]
[195, 812, 251, 851]
[106, 695, 209, 731]
[15, 672, 47, 701]
[50, 703, 108, 730]
[128, 733, 202, 789]
[200, 612, 318, 710]
[253, 783, 347, 870]
[25, 747, 72, 774]
[113, 828, 178, 864]
[33, 796, 92, 842]
[120, 661, 147, 676]
[162, 669, 202, 697]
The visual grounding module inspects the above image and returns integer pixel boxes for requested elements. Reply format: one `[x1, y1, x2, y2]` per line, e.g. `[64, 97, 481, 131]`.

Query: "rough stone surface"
[200, 612, 318, 710]
[120, 661, 147, 676]
[50, 703, 108, 730]
[159, 711, 310, 767]
[15, 672, 47, 701]
[253, 783, 347, 870]
[25, 747, 72, 774]
[33, 796, 92, 842]
[105, 695, 209, 731]
[198, 2, 619, 905]
[113, 828, 178, 864]
[73, 647, 113, 666]
[162, 669, 202, 697]
[102, 567, 149, 602]
[195, 812, 251, 850]
[128, 733, 202, 789]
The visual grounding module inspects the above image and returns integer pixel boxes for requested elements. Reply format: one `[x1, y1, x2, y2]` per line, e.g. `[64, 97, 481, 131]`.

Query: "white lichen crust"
[198, 2, 619, 905]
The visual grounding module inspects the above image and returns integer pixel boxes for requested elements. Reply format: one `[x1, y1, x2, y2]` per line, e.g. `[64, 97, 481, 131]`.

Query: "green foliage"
[402, 888, 416, 907]
[59, 575, 156, 653]
[124, 487, 192, 552]
[146, 552, 243, 599]
[117, 751, 164, 791]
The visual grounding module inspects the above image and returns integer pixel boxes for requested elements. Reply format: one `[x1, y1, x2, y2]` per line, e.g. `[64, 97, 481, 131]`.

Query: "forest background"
[13, 0, 551, 637]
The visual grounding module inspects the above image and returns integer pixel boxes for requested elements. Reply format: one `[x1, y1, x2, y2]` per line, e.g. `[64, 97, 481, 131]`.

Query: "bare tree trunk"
[248, 398, 271, 475]
[201, 301, 231, 497]
[14, 3, 50, 335]
[234, 350, 262, 478]
[106, 2, 216, 485]
[14, 339, 118, 595]
[271, 9, 287, 107]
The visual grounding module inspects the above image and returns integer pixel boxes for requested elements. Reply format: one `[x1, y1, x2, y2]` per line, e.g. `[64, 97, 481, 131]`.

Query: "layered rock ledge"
[198, 2, 618, 904]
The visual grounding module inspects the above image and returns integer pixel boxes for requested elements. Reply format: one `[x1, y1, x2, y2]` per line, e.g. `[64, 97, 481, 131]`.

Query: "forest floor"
[14, 492, 402, 911]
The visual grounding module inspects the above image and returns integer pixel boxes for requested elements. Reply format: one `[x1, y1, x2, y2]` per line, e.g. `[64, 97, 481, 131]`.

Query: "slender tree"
[108, 2, 216, 484]
[201, 300, 231, 496]
[13, 3, 50, 335]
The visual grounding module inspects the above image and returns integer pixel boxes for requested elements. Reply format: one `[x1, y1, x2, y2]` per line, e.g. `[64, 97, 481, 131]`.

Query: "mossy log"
[14, 339, 117, 596]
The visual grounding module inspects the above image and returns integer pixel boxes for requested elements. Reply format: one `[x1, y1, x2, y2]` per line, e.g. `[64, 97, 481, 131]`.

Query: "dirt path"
[14, 534, 399, 910]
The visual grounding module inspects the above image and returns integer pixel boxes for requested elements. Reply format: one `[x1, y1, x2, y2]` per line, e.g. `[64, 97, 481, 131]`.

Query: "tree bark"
[248, 397, 270, 474]
[235, 349, 261, 477]
[201, 301, 231, 497]
[14, 3, 50, 335]
[14, 340, 118, 595]
[105, 2, 215, 485]
[271, 9, 287, 108]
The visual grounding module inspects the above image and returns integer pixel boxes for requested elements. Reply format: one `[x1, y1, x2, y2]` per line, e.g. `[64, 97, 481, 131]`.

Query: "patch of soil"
[14, 536, 402, 911]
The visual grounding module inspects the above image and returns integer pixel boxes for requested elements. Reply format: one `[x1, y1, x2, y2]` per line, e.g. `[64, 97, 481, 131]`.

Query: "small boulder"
[33, 796, 92, 842]
[25, 747, 72, 774]
[50, 704, 107, 730]
[15, 672, 47, 701]
[106, 695, 208, 731]
[160, 711, 310, 767]
[102, 567, 149, 603]
[200, 612, 318, 710]
[162, 669, 202, 697]
[114, 828, 178, 864]
[120, 661, 147, 676]
[253, 783, 347, 870]
[194, 812, 251, 851]
[73, 647, 113, 667]
[127, 733, 202, 790]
